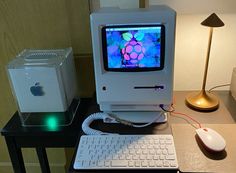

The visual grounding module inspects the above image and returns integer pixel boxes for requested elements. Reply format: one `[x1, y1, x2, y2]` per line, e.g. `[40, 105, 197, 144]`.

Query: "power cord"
[208, 83, 230, 92]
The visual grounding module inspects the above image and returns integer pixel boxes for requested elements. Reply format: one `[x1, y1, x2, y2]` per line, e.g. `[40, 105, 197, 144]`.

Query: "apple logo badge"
[30, 82, 45, 96]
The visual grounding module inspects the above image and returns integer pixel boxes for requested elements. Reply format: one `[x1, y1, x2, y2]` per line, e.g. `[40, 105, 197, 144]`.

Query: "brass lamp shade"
[186, 13, 224, 111]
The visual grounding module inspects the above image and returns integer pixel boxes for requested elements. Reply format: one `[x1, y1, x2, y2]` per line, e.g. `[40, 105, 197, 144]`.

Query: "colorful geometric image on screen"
[104, 25, 163, 70]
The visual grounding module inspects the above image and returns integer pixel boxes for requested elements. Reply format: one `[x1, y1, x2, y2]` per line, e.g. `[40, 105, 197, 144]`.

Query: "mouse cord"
[171, 111, 202, 129]
[159, 104, 202, 129]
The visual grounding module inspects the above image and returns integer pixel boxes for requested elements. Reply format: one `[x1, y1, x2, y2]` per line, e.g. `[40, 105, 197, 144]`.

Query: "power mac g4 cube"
[7, 48, 78, 127]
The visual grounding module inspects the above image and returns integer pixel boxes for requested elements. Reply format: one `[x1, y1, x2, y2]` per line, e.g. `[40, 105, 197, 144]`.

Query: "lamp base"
[185, 90, 219, 111]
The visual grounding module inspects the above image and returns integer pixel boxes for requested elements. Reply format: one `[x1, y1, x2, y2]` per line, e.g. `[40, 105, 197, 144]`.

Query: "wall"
[174, 14, 236, 90]
[0, 0, 93, 173]
[98, 0, 236, 91]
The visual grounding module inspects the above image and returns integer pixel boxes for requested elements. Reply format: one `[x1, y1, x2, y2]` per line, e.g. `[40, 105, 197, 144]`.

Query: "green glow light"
[45, 114, 59, 131]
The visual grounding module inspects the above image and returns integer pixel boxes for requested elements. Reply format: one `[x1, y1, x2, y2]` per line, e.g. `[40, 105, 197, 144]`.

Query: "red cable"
[171, 111, 202, 129]
[160, 97, 202, 129]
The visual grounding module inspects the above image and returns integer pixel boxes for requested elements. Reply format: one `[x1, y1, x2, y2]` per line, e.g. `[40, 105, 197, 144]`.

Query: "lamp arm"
[202, 27, 213, 91]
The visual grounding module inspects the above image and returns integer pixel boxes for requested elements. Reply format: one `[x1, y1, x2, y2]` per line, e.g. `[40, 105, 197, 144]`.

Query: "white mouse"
[196, 127, 226, 152]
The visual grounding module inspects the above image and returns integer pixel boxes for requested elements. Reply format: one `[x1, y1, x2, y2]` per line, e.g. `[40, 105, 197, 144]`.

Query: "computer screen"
[102, 25, 165, 72]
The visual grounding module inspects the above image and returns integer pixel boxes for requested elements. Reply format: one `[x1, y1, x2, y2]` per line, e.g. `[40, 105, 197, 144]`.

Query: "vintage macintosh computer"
[74, 6, 180, 170]
[90, 5, 176, 124]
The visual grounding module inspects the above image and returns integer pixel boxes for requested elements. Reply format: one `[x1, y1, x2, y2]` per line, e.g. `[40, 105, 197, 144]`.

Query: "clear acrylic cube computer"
[7, 48, 79, 128]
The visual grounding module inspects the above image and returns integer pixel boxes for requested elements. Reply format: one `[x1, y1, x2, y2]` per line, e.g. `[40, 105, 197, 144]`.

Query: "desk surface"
[215, 90, 236, 121]
[172, 124, 236, 173]
[69, 91, 236, 172]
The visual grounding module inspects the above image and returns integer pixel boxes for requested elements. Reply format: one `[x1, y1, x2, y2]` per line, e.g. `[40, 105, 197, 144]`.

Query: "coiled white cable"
[82, 111, 166, 135]
[82, 112, 117, 135]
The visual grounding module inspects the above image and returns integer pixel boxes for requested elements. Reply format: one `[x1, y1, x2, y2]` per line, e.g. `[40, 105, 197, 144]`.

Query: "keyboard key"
[111, 160, 128, 167]
[104, 161, 110, 167]
[163, 160, 170, 167]
[141, 161, 148, 167]
[97, 161, 104, 167]
[135, 161, 141, 167]
[166, 155, 175, 160]
[156, 160, 163, 167]
[149, 161, 155, 167]
[170, 161, 178, 167]
[128, 161, 134, 167]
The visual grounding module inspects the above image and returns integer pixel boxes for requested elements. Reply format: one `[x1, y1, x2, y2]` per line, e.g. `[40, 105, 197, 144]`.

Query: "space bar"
[111, 160, 128, 167]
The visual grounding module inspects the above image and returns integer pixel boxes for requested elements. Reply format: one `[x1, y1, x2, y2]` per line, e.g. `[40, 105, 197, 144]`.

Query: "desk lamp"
[186, 13, 224, 111]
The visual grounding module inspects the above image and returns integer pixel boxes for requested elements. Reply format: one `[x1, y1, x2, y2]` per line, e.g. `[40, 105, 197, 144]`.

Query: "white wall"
[174, 14, 236, 90]
[149, 0, 236, 14]
[96, 0, 236, 90]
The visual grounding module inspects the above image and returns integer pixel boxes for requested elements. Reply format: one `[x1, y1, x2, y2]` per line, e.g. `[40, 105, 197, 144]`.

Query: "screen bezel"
[101, 24, 165, 72]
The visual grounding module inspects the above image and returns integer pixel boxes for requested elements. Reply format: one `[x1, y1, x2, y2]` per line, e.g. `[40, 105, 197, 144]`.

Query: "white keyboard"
[73, 134, 178, 170]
